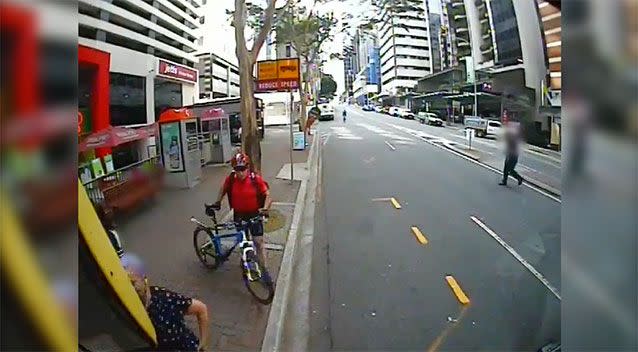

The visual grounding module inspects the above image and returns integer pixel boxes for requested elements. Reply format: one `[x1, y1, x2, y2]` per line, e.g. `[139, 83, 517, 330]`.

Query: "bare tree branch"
[234, 0, 248, 59]
[251, 0, 292, 63]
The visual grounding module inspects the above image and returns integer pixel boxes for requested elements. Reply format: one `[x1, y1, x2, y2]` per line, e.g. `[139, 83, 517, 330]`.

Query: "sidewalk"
[442, 140, 561, 197]
[117, 126, 311, 351]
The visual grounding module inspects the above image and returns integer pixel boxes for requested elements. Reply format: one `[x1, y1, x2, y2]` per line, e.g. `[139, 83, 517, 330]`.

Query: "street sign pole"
[289, 89, 294, 184]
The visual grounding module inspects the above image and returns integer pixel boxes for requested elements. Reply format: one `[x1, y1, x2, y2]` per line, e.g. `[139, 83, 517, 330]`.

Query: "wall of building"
[81, 37, 199, 122]
[514, 0, 548, 127]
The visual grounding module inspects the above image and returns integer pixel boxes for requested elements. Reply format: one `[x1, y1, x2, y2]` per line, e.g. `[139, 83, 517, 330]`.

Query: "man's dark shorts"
[234, 212, 264, 237]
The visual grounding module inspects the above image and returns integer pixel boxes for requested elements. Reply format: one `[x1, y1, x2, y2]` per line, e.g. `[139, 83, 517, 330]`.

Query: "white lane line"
[519, 164, 541, 174]
[525, 148, 561, 164]
[384, 141, 396, 151]
[322, 133, 331, 146]
[470, 216, 561, 301]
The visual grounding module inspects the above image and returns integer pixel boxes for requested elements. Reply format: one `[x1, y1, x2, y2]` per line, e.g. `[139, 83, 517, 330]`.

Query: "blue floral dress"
[147, 286, 199, 351]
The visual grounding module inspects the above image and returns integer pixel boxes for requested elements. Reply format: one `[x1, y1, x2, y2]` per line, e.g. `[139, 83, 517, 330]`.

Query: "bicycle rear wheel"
[241, 256, 274, 305]
[193, 228, 220, 269]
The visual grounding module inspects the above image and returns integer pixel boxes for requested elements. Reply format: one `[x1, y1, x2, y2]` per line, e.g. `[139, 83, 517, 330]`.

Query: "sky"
[199, 0, 382, 96]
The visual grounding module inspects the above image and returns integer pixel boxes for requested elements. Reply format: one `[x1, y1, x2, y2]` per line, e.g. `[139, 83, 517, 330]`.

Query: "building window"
[285, 44, 292, 58]
[154, 79, 183, 121]
[110, 72, 147, 126]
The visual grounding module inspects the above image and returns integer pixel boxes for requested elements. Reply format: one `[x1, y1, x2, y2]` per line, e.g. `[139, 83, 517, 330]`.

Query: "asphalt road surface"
[309, 106, 561, 351]
[365, 109, 562, 187]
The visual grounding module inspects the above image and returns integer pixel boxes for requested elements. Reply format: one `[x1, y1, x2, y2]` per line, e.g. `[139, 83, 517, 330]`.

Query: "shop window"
[110, 72, 147, 126]
[112, 144, 140, 169]
[154, 79, 183, 121]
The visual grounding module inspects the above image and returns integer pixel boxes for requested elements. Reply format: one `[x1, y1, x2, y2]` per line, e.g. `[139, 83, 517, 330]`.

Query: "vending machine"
[158, 108, 202, 188]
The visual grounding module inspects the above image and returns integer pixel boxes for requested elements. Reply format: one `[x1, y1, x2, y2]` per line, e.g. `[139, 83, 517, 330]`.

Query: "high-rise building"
[428, 11, 443, 72]
[352, 29, 381, 105]
[537, 0, 561, 91]
[79, 0, 202, 126]
[195, 52, 240, 99]
[439, 0, 457, 68]
[343, 45, 356, 98]
[378, 0, 433, 94]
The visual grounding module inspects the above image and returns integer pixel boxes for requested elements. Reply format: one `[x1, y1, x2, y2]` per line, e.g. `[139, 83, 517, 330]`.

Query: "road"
[309, 106, 561, 351]
[373, 110, 562, 188]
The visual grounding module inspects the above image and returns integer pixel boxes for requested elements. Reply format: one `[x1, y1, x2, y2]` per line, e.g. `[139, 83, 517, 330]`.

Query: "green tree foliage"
[320, 74, 338, 98]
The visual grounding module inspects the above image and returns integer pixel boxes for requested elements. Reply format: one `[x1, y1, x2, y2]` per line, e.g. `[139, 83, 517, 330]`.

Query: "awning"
[136, 123, 158, 136]
[200, 107, 226, 121]
[79, 125, 150, 152]
[158, 108, 193, 123]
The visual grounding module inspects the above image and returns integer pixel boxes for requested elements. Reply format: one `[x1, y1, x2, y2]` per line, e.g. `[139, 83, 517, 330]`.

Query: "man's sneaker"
[518, 177, 524, 186]
[498, 181, 507, 186]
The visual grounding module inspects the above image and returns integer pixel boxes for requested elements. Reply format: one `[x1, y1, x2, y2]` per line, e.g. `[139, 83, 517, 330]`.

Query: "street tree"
[319, 74, 337, 98]
[275, 2, 337, 131]
[228, 0, 292, 172]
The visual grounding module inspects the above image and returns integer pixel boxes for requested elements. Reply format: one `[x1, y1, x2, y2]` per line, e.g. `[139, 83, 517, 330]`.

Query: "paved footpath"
[117, 126, 310, 351]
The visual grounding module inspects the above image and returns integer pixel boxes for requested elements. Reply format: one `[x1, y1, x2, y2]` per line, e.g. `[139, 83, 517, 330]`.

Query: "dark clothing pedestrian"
[501, 154, 523, 185]
[147, 286, 199, 351]
[499, 125, 524, 186]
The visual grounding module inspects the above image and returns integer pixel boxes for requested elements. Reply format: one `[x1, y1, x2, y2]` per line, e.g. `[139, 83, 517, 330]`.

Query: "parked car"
[374, 106, 383, 113]
[388, 106, 401, 116]
[418, 112, 443, 126]
[464, 116, 502, 138]
[381, 106, 391, 115]
[318, 103, 335, 121]
[362, 105, 374, 112]
[399, 108, 415, 119]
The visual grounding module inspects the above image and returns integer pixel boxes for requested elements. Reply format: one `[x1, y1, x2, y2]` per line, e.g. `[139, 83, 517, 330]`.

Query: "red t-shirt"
[224, 173, 268, 213]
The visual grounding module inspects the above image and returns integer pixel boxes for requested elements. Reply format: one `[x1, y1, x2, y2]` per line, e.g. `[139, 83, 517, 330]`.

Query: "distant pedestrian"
[499, 122, 524, 186]
[342, 110, 347, 123]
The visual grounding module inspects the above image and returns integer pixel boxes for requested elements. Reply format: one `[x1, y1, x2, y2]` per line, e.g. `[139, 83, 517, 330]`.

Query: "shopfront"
[154, 59, 198, 121]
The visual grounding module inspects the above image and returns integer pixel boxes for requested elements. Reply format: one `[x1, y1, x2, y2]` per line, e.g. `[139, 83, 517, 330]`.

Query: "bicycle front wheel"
[241, 257, 274, 305]
[193, 228, 220, 269]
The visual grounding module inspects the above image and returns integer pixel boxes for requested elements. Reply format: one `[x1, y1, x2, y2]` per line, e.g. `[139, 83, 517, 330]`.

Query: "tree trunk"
[234, 0, 262, 173]
[298, 58, 309, 132]
[238, 59, 261, 173]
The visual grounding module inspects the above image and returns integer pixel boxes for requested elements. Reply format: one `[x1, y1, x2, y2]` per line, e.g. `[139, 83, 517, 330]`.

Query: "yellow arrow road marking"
[410, 226, 428, 245]
[445, 275, 470, 305]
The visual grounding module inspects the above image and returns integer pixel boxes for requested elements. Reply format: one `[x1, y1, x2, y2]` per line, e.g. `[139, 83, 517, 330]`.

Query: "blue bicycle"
[190, 203, 274, 304]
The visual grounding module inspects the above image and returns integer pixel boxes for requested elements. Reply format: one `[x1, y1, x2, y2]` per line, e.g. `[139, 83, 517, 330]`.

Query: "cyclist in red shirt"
[214, 152, 272, 274]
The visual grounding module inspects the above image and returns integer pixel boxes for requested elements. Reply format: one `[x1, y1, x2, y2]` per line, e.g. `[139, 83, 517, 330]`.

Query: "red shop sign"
[256, 79, 299, 92]
[158, 59, 198, 83]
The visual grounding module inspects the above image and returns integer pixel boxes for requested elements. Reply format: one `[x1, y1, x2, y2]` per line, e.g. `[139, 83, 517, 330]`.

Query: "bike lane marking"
[410, 226, 428, 245]
[390, 197, 402, 209]
[470, 216, 561, 300]
[445, 275, 471, 305]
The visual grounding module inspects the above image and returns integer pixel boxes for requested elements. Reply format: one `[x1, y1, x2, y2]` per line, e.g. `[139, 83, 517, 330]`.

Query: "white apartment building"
[195, 52, 240, 99]
[79, 0, 201, 166]
[378, 1, 433, 94]
[79, 0, 202, 124]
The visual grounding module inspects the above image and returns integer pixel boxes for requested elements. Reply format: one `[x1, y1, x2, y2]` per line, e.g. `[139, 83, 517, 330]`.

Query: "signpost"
[465, 128, 475, 150]
[256, 59, 301, 182]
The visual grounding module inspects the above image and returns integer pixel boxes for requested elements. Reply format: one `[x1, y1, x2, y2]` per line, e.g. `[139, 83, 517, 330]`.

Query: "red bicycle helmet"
[231, 152, 250, 169]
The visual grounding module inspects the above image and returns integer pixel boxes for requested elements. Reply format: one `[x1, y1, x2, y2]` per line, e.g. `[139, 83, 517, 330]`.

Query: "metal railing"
[81, 155, 162, 204]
